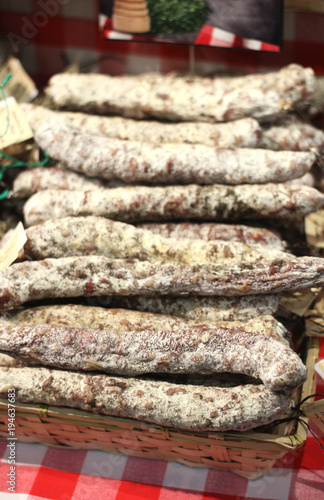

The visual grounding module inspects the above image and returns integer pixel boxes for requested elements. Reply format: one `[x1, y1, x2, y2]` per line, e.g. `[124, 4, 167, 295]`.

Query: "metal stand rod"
[189, 45, 195, 75]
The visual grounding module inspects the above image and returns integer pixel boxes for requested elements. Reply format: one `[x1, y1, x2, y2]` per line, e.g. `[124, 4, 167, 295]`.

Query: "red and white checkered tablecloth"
[99, 16, 280, 53]
[0, 339, 323, 500]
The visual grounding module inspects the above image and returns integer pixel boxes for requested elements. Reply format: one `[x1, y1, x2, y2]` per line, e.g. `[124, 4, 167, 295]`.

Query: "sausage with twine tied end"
[46, 64, 315, 122]
[34, 121, 315, 185]
[0, 366, 292, 431]
[1, 256, 324, 310]
[23, 184, 324, 227]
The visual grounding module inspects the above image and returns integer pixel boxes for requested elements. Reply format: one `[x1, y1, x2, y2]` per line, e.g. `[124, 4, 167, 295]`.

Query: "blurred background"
[0, 0, 323, 88]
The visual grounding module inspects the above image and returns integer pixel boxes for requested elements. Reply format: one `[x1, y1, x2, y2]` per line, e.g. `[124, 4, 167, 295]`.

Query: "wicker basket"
[0, 337, 319, 480]
[285, 0, 324, 13]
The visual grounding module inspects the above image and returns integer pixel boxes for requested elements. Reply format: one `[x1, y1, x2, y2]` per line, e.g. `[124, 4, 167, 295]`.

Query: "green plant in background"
[146, 0, 210, 35]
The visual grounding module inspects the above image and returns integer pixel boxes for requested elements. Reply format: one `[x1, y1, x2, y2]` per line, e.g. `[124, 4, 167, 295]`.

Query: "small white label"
[0, 56, 38, 103]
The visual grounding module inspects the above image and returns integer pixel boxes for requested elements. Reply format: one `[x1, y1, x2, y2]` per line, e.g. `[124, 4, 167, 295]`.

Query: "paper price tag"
[301, 399, 324, 434]
[305, 209, 324, 249]
[0, 56, 38, 103]
[0, 96, 33, 149]
[280, 288, 320, 317]
[0, 222, 27, 272]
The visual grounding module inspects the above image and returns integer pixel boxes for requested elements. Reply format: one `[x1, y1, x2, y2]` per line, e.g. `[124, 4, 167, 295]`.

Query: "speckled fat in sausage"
[34, 121, 315, 185]
[107, 295, 280, 322]
[137, 222, 284, 251]
[284, 172, 315, 187]
[0, 321, 305, 392]
[12, 167, 109, 199]
[24, 216, 287, 264]
[261, 120, 324, 151]
[21, 103, 262, 148]
[1, 256, 324, 310]
[23, 184, 324, 227]
[0, 366, 292, 431]
[46, 64, 315, 122]
[0, 305, 287, 342]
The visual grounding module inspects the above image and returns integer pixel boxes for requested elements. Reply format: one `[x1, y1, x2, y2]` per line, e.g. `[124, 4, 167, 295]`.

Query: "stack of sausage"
[1, 64, 324, 433]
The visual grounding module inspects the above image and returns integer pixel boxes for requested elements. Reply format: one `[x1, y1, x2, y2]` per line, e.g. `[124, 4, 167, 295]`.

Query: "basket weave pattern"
[0, 338, 319, 479]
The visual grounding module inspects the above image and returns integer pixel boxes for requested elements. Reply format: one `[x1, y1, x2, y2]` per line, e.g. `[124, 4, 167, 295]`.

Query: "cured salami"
[23, 184, 324, 227]
[1, 255, 324, 310]
[285, 172, 315, 187]
[22, 103, 262, 148]
[13, 165, 315, 202]
[24, 216, 286, 263]
[137, 222, 284, 250]
[46, 65, 315, 122]
[0, 295, 280, 323]
[0, 366, 292, 431]
[0, 322, 305, 391]
[0, 305, 287, 342]
[12, 167, 108, 198]
[107, 295, 280, 322]
[22, 103, 324, 151]
[35, 121, 315, 185]
[262, 120, 324, 151]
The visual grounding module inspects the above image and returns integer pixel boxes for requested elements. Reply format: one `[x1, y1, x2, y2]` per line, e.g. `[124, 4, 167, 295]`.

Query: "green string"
[0, 150, 52, 200]
[0, 73, 12, 140]
[0, 73, 52, 201]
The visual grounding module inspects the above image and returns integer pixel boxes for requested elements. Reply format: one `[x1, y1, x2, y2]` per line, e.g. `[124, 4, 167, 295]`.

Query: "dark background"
[208, 0, 283, 45]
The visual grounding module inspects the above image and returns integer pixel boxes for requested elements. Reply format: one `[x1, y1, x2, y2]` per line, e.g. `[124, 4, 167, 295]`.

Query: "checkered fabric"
[0, 0, 324, 90]
[99, 15, 281, 53]
[0, 339, 323, 500]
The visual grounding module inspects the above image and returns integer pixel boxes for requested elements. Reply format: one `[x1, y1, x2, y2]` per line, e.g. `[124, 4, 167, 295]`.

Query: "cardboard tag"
[0, 97, 34, 149]
[305, 209, 324, 249]
[301, 399, 324, 434]
[0, 56, 38, 103]
[280, 289, 320, 316]
[0, 222, 27, 272]
[304, 287, 324, 336]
